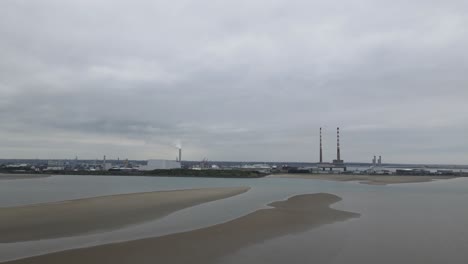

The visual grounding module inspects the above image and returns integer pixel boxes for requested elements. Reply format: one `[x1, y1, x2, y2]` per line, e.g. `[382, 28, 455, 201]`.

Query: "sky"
[1, 0, 467, 164]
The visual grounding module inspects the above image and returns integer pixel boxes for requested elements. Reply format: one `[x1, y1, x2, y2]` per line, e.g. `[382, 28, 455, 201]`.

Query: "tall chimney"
[178, 148, 182, 163]
[336, 127, 341, 161]
[378, 156, 382, 166]
[319, 127, 323, 163]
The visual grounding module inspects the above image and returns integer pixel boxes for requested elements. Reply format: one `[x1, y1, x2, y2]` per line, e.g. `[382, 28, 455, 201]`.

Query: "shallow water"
[222, 178, 468, 264]
[0, 176, 467, 263]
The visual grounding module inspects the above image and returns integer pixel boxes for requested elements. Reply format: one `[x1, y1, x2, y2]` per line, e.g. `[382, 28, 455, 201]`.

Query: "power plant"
[318, 127, 347, 171]
[372, 155, 383, 167]
[178, 148, 182, 163]
[332, 127, 343, 165]
[319, 127, 323, 163]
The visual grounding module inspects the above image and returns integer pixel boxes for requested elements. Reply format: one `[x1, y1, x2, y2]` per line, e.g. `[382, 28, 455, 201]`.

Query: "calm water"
[0, 175, 467, 263]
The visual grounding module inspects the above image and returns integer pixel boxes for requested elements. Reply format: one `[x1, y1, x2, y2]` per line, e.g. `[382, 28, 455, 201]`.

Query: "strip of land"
[0, 173, 50, 180]
[268, 174, 456, 185]
[0, 169, 266, 178]
[5, 193, 358, 264]
[0, 187, 249, 243]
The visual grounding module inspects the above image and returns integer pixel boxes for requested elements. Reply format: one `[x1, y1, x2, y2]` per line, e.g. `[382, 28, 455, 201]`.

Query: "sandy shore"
[5, 193, 358, 264]
[0, 173, 50, 180]
[268, 174, 456, 185]
[0, 187, 249, 243]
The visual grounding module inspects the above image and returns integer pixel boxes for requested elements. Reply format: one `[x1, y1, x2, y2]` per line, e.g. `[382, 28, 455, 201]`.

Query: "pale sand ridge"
[5, 193, 359, 264]
[269, 174, 457, 185]
[0, 186, 249, 243]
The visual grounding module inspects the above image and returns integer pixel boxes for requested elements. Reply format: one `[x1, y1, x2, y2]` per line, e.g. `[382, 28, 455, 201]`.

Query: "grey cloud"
[1, 0, 468, 163]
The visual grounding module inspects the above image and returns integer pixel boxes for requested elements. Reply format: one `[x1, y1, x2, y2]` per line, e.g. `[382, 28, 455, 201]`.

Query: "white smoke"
[174, 140, 182, 150]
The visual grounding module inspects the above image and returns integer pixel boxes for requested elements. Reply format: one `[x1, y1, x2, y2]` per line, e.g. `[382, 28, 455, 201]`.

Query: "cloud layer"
[1, 0, 467, 163]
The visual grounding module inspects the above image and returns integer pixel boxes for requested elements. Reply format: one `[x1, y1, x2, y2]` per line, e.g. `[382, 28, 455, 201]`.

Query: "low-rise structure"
[139, 159, 181, 171]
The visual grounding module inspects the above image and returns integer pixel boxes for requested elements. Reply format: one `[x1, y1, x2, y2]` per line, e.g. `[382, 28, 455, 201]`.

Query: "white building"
[102, 163, 113, 171]
[139, 159, 181, 171]
[45, 166, 65, 171]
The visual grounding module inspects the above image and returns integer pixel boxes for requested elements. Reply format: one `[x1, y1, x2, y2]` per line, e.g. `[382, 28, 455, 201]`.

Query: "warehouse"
[139, 159, 181, 170]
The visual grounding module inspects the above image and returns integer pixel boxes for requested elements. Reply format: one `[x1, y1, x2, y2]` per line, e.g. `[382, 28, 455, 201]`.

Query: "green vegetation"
[0, 169, 267, 178]
[142, 169, 266, 178]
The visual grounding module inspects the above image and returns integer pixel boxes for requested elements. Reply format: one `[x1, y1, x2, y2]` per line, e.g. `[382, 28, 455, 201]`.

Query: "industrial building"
[138, 148, 183, 171]
[372, 155, 382, 167]
[396, 169, 431, 175]
[139, 159, 181, 170]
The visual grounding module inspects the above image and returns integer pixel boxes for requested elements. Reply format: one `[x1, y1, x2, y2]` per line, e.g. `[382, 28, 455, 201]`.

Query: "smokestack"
[336, 127, 341, 161]
[378, 156, 382, 166]
[319, 127, 323, 163]
[373, 155, 376, 166]
[178, 148, 182, 163]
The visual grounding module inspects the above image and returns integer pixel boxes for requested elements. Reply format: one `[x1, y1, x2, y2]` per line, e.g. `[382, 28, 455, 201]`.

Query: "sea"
[0, 175, 467, 263]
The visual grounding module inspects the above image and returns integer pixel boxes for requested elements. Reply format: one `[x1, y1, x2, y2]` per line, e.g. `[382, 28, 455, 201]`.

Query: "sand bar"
[5, 193, 359, 264]
[269, 174, 457, 185]
[0, 186, 249, 243]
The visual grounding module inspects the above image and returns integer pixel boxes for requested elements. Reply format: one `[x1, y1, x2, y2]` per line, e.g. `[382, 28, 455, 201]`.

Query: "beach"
[5, 193, 358, 264]
[0, 186, 249, 243]
[268, 174, 456, 185]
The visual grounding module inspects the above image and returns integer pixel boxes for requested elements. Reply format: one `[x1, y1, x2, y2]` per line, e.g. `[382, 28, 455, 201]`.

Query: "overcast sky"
[1, 0, 467, 164]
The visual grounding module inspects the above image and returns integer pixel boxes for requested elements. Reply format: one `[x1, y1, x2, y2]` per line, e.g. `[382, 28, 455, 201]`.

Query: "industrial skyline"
[0, 126, 465, 165]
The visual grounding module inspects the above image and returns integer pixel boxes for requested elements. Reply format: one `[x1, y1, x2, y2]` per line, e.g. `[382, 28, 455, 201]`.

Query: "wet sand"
[0, 173, 50, 180]
[269, 174, 456, 185]
[5, 193, 358, 264]
[0, 187, 249, 243]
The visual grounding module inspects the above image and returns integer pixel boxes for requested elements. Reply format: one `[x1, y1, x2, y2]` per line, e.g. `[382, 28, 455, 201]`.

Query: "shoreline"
[0, 173, 51, 180]
[0, 186, 249, 243]
[268, 174, 457, 185]
[0, 169, 267, 178]
[5, 193, 358, 264]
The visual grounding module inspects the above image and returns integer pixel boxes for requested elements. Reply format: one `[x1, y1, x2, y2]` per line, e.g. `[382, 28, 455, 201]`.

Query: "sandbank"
[269, 174, 456, 185]
[5, 193, 358, 264]
[0, 186, 249, 243]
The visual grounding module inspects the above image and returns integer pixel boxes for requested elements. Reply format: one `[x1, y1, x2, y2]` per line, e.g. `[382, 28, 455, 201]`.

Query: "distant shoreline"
[0, 174, 51, 180]
[1, 170, 463, 181]
[0, 169, 267, 179]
